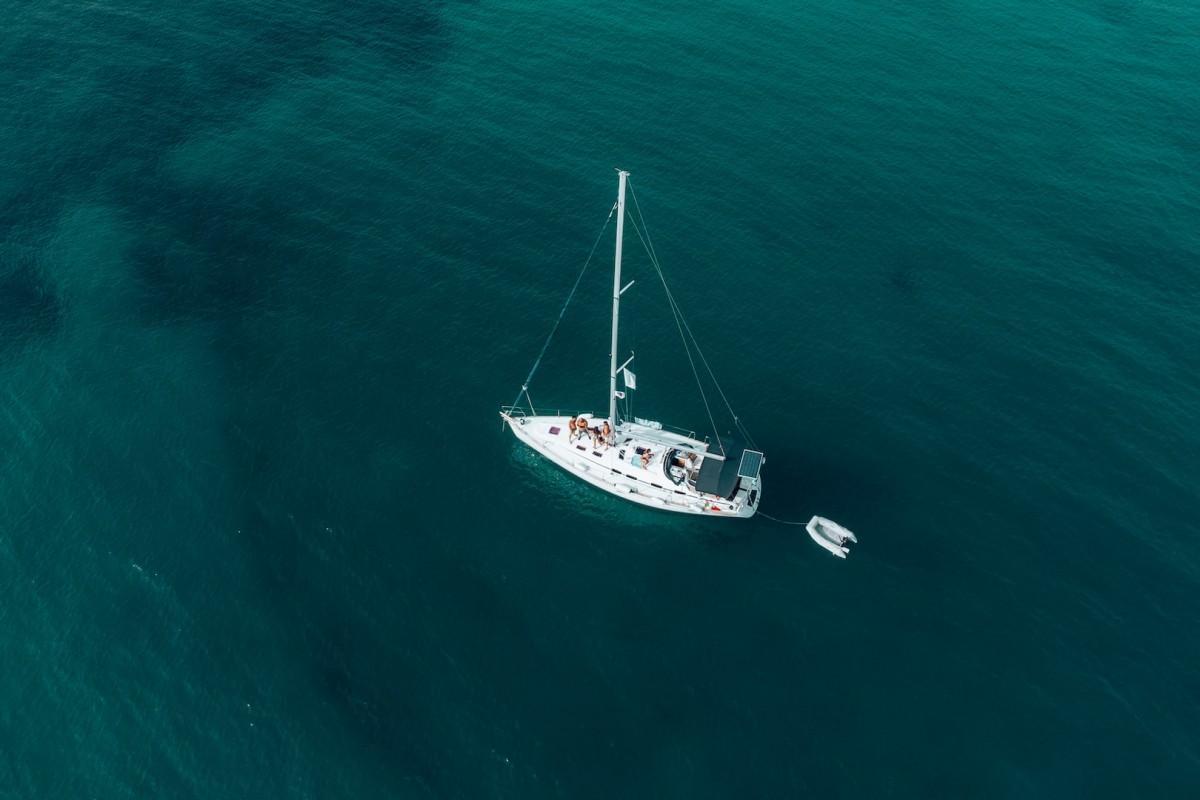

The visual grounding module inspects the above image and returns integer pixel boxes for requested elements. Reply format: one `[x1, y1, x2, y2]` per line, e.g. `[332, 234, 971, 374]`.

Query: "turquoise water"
[2, 1, 1198, 796]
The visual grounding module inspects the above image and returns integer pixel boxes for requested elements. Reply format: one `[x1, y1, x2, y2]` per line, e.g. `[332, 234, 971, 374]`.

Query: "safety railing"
[500, 406, 708, 444]
[500, 405, 594, 419]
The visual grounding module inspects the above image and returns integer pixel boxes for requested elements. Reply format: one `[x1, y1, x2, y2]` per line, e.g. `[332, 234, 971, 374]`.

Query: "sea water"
[1, 1, 1197, 796]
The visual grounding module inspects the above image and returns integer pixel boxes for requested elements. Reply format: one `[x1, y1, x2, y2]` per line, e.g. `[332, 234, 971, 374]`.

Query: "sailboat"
[500, 170, 763, 518]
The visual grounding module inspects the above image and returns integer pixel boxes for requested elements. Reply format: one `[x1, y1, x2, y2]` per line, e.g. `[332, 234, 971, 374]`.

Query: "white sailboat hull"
[503, 412, 759, 518]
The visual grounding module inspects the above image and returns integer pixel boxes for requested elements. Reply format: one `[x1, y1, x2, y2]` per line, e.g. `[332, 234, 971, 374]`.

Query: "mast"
[609, 169, 629, 426]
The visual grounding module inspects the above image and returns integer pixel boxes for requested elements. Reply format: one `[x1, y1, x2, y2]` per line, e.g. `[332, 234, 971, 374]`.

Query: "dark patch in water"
[890, 263, 919, 293]
[125, 184, 317, 324]
[888, 245, 936, 295]
[0, 263, 61, 353]
[217, 388, 456, 793]
[307, 619, 447, 795]
[0, 0, 447, 245]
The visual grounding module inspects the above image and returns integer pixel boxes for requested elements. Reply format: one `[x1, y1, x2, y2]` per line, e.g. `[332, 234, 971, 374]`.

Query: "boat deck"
[501, 412, 758, 517]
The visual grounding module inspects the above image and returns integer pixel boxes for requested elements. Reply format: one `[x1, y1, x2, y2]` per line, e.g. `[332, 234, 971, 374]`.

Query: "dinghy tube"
[806, 516, 857, 558]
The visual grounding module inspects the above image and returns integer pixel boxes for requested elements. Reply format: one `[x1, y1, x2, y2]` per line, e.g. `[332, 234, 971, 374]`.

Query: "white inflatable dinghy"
[806, 516, 857, 558]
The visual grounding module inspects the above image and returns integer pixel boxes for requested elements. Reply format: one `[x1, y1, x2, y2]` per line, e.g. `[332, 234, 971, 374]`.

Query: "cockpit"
[664, 449, 700, 487]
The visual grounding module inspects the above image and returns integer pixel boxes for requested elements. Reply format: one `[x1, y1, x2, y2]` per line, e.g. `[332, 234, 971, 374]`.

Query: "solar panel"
[737, 450, 764, 479]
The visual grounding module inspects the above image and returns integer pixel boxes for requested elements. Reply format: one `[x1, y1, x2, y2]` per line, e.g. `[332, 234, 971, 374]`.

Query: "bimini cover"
[696, 439, 747, 498]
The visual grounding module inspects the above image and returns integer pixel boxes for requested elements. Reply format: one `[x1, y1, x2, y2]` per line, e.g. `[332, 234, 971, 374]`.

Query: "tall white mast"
[609, 169, 629, 426]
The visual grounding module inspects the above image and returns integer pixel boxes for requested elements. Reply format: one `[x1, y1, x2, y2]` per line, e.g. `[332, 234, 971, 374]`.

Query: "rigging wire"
[511, 203, 616, 413]
[625, 178, 759, 451]
[627, 179, 759, 450]
[623, 209, 724, 456]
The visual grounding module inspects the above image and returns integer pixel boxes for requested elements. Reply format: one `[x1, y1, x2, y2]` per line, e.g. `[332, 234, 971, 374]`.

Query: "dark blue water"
[2, 2, 1198, 796]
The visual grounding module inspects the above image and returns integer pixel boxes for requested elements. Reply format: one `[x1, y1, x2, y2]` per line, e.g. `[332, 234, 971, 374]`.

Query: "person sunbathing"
[595, 420, 612, 447]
